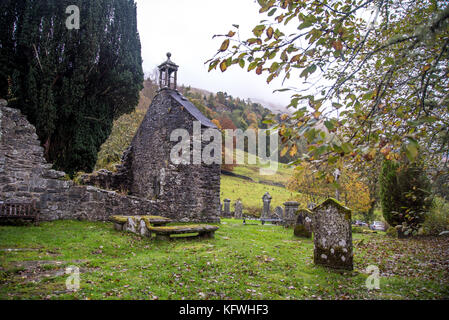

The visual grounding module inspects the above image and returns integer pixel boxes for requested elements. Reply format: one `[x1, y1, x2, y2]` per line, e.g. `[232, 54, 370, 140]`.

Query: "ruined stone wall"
[0, 103, 157, 221]
[129, 90, 220, 223]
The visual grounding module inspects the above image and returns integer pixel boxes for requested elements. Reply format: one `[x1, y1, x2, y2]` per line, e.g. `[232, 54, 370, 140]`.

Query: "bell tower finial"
[158, 52, 178, 90]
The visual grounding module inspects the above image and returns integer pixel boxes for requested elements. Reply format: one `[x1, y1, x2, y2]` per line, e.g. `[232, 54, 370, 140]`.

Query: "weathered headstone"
[223, 199, 231, 217]
[283, 201, 299, 227]
[274, 206, 284, 219]
[261, 192, 272, 219]
[312, 198, 353, 270]
[294, 208, 313, 238]
[234, 200, 243, 219]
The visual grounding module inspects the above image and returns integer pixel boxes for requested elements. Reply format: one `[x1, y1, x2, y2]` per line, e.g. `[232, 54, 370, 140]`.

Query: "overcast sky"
[135, 0, 293, 109]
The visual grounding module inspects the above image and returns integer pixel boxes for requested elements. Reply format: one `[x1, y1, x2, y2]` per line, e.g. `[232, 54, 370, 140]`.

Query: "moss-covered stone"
[312, 198, 353, 271]
[109, 215, 171, 226]
[313, 245, 353, 271]
[294, 225, 312, 238]
[314, 198, 351, 217]
[294, 208, 313, 238]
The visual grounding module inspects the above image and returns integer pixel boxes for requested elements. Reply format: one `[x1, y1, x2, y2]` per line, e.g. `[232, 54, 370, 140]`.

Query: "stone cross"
[312, 198, 353, 270]
[294, 208, 313, 238]
[234, 200, 243, 219]
[333, 168, 341, 201]
[261, 192, 272, 219]
[283, 201, 299, 227]
[223, 199, 231, 217]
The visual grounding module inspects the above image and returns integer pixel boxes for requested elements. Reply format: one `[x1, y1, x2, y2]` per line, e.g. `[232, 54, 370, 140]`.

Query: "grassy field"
[230, 157, 294, 185]
[220, 175, 305, 216]
[0, 220, 447, 300]
[219, 151, 307, 216]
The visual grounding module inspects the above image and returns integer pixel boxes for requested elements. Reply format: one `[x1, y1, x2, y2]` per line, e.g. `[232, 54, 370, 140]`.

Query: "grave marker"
[234, 200, 243, 219]
[312, 198, 353, 270]
[261, 192, 272, 219]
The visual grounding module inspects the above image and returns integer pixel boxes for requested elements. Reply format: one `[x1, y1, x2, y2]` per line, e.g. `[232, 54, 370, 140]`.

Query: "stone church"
[0, 54, 221, 223]
[83, 53, 221, 223]
[127, 53, 221, 222]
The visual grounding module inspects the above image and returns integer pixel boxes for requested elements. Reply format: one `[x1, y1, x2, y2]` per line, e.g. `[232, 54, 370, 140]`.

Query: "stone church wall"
[0, 102, 157, 221]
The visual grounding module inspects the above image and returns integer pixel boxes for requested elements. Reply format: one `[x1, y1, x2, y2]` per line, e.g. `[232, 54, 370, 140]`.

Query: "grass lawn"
[0, 220, 447, 300]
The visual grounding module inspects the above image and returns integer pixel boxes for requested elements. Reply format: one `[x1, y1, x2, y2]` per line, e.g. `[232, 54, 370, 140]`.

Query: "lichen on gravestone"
[312, 198, 353, 271]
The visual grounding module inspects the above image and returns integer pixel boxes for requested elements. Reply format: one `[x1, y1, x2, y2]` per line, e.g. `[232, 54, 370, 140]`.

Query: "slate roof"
[168, 90, 217, 128]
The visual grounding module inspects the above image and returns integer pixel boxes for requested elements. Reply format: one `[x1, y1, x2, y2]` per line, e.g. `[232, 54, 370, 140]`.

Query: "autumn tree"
[208, 0, 449, 175]
[287, 161, 372, 212]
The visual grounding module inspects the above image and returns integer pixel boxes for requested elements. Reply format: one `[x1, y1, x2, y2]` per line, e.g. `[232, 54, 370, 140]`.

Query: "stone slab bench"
[110, 215, 172, 231]
[148, 225, 219, 240]
[0, 200, 40, 225]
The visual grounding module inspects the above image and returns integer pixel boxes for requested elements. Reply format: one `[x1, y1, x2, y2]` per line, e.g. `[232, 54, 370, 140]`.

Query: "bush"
[422, 197, 449, 236]
[379, 159, 433, 237]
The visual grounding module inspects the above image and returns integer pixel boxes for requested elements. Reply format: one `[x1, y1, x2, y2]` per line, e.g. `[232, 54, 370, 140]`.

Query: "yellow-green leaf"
[220, 60, 228, 72]
[220, 39, 230, 52]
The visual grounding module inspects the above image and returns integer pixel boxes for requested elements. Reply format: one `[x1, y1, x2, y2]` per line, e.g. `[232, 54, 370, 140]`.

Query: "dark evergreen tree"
[379, 159, 433, 237]
[0, 0, 143, 175]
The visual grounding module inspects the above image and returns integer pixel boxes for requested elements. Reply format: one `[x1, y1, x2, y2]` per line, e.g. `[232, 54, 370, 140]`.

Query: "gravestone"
[294, 208, 313, 238]
[274, 206, 284, 220]
[223, 199, 231, 217]
[312, 198, 353, 270]
[261, 192, 272, 219]
[283, 201, 299, 227]
[234, 200, 243, 219]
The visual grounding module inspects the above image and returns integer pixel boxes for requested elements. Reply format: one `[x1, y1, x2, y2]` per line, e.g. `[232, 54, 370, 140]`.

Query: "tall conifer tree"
[0, 0, 143, 175]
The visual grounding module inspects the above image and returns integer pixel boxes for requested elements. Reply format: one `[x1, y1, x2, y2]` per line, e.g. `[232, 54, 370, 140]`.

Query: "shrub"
[379, 159, 433, 237]
[422, 197, 449, 236]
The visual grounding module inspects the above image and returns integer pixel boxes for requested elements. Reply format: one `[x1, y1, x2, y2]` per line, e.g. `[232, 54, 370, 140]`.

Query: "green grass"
[230, 158, 294, 185]
[0, 220, 447, 300]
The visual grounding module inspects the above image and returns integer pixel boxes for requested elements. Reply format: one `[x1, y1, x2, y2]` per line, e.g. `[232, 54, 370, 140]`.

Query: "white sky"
[135, 0, 293, 109]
